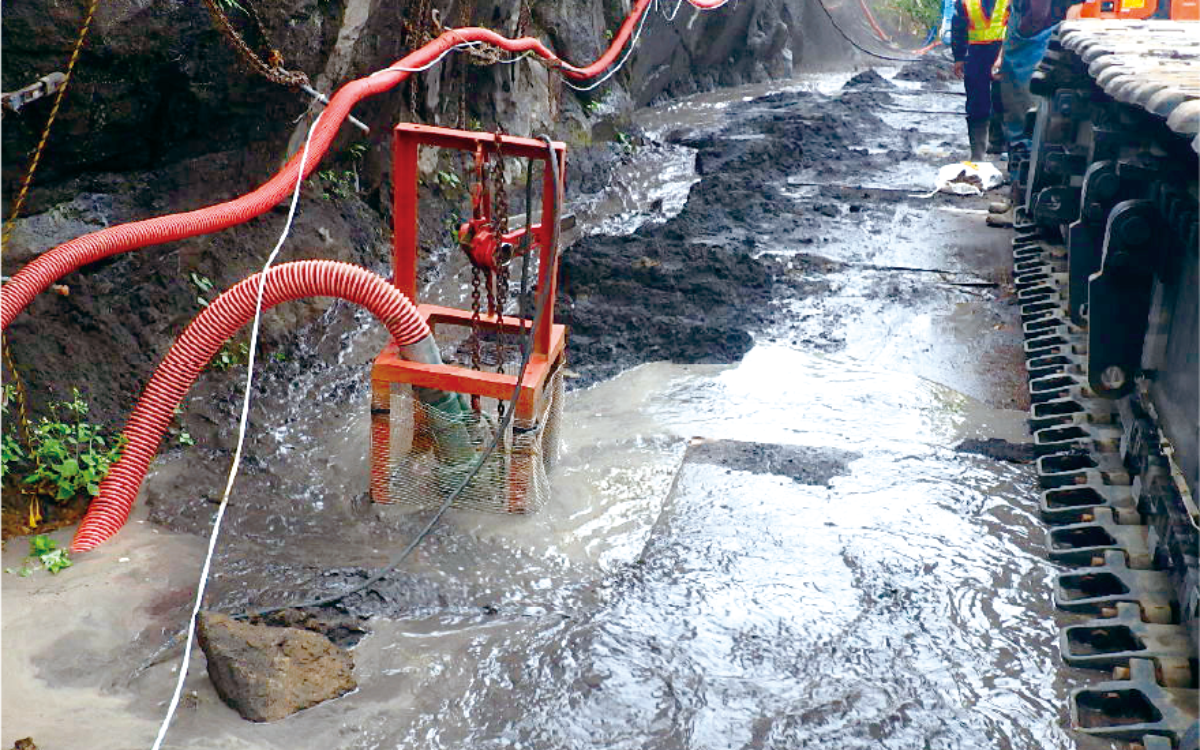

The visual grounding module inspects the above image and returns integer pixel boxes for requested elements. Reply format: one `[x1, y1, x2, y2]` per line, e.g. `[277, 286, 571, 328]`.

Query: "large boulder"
[196, 611, 356, 723]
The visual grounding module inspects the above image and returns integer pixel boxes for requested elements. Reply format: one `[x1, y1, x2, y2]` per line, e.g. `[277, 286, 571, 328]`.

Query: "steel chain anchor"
[490, 134, 511, 385]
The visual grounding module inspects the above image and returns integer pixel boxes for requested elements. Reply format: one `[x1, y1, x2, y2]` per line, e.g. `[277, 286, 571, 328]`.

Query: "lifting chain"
[459, 136, 516, 412]
[1, 0, 101, 250]
[455, 0, 474, 132]
[489, 135, 511, 392]
[465, 143, 487, 414]
[405, 0, 434, 115]
[516, 0, 532, 37]
[469, 265, 485, 370]
[200, 0, 310, 90]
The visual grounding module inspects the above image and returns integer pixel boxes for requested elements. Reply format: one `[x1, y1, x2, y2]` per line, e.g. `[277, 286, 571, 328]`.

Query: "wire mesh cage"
[371, 361, 564, 514]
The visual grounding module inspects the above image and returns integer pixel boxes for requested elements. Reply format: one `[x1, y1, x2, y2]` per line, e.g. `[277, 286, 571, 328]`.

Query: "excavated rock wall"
[0, 0, 851, 429]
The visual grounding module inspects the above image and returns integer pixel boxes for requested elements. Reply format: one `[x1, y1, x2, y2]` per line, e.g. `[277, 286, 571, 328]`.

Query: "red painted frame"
[370, 125, 568, 505]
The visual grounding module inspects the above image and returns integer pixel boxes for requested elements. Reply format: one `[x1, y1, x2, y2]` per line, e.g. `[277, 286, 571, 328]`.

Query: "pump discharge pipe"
[70, 259, 469, 552]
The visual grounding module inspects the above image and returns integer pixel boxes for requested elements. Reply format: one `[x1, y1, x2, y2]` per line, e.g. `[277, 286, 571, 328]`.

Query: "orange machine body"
[1076, 0, 1199, 19]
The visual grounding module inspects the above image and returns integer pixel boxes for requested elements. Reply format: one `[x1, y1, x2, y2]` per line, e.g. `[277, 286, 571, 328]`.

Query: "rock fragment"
[196, 611, 355, 722]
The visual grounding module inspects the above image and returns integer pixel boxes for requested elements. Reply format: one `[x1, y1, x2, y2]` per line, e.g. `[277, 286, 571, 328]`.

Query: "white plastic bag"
[934, 161, 1005, 195]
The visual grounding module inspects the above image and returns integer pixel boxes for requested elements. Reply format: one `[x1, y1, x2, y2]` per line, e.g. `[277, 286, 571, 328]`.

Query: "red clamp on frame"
[370, 124, 568, 508]
[457, 142, 544, 272]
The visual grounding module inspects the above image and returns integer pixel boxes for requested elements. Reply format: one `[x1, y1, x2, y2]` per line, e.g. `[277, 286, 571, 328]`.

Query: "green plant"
[614, 130, 636, 153]
[211, 341, 250, 370]
[190, 272, 215, 308]
[434, 170, 463, 192]
[887, 0, 942, 32]
[584, 99, 602, 114]
[443, 211, 465, 247]
[169, 407, 196, 447]
[2, 385, 26, 480]
[347, 142, 369, 160]
[217, 0, 247, 13]
[6, 534, 72, 576]
[16, 389, 126, 501]
[317, 169, 356, 199]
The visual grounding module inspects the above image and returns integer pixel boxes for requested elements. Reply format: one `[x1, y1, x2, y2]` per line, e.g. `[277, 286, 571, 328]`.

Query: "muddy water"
[2, 71, 1115, 750]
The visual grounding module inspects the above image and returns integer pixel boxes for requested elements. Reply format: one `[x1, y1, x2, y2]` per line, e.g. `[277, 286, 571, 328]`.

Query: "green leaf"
[41, 548, 72, 574]
[29, 535, 57, 557]
[59, 458, 79, 477]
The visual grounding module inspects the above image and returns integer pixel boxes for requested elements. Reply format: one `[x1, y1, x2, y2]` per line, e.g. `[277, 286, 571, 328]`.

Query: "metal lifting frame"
[370, 124, 568, 506]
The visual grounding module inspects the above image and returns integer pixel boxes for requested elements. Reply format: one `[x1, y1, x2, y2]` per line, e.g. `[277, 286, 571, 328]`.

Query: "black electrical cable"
[518, 158, 535, 336]
[236, 137, 565, 620]
[813, 0, 923, 63]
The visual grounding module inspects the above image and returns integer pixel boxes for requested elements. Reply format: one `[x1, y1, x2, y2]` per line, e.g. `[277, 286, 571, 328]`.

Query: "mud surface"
[685, 439, 859, 486]
[955, 437, 1038, 464]
[2, 61, 1108, 750]
[559, 70, 1008, 391]
[895, 58, 957, 84]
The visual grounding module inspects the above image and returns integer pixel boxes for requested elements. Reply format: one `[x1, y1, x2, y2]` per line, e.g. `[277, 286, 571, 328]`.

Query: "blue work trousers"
[964, 42, 1003, 123]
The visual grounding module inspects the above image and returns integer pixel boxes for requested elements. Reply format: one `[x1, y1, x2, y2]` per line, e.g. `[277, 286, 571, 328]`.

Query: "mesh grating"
[375, 364, 564, 514]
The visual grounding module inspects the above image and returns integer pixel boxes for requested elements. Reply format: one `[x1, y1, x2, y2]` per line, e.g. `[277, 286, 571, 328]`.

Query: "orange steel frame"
[1077, 0, 1199, 17]
[370, 124, 568, 505]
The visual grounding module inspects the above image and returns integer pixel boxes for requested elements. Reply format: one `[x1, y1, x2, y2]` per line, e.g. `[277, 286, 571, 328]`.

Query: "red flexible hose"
[858, 0, 893, 43]
[69, 260, 430, 552]
[0, 0, 736, 330]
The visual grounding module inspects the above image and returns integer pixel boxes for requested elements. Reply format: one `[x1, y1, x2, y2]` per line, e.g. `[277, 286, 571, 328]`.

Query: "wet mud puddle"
[2, 70, 1117, 750]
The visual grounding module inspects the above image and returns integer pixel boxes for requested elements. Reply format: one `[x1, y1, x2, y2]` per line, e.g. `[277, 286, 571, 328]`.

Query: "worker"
[952, 0, 1010, 162]
[997, 0, 1076, 171]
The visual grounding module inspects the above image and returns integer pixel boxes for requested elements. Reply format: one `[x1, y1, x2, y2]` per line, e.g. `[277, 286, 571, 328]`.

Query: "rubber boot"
[968, 120, 988, 162]
[987, 114, 1005, 155]
[986, 209, 1014, 228]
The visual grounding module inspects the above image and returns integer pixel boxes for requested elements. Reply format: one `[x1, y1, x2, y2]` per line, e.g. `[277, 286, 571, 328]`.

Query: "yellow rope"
[1, 0, 102, 251]
[1, 336, 42, 528]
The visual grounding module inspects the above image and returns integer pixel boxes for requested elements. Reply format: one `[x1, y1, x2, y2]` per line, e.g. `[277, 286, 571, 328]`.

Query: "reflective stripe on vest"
[965, 0, 1009, 43]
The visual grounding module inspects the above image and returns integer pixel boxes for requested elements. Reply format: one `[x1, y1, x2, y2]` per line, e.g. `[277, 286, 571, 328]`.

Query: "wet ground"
[2, 66, 1119, 749]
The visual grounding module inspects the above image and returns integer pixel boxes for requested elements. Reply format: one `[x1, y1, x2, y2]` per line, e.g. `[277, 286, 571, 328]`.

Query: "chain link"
[406, 0, 433, 115]
[468, 265, 484, 413]
[1, 0, 101, 250]
[489, 135, 511, 387]
[516, 0, 532, 37]
[200, 0, 310, 90]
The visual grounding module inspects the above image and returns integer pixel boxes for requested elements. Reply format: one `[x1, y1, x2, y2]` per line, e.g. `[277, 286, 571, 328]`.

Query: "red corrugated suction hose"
[69, 260, 430, 552]
[0, 0, 736, 331]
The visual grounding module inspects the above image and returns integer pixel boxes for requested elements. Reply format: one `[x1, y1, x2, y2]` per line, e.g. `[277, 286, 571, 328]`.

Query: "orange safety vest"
[965, 0, 1009, 43]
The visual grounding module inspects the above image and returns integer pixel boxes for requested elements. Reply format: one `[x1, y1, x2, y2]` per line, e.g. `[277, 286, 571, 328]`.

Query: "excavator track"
[1009, 19, 1199, 750]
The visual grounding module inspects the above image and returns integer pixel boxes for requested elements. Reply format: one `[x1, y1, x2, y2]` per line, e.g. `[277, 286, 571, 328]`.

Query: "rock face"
[196, 611, 356, 722]
[627, 0, 851, 106]
[0, 0, 853, 432]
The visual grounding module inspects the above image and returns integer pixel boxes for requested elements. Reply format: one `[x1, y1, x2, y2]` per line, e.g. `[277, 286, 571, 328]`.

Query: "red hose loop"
[0, 0, 734, 330]
[69, 260, 430, 552]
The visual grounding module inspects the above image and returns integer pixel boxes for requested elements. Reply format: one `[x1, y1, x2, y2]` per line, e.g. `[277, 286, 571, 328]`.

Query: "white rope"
[562, 6, 651, 92]
[148, 111, 321, 750]
[147, 36, 544, 748]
